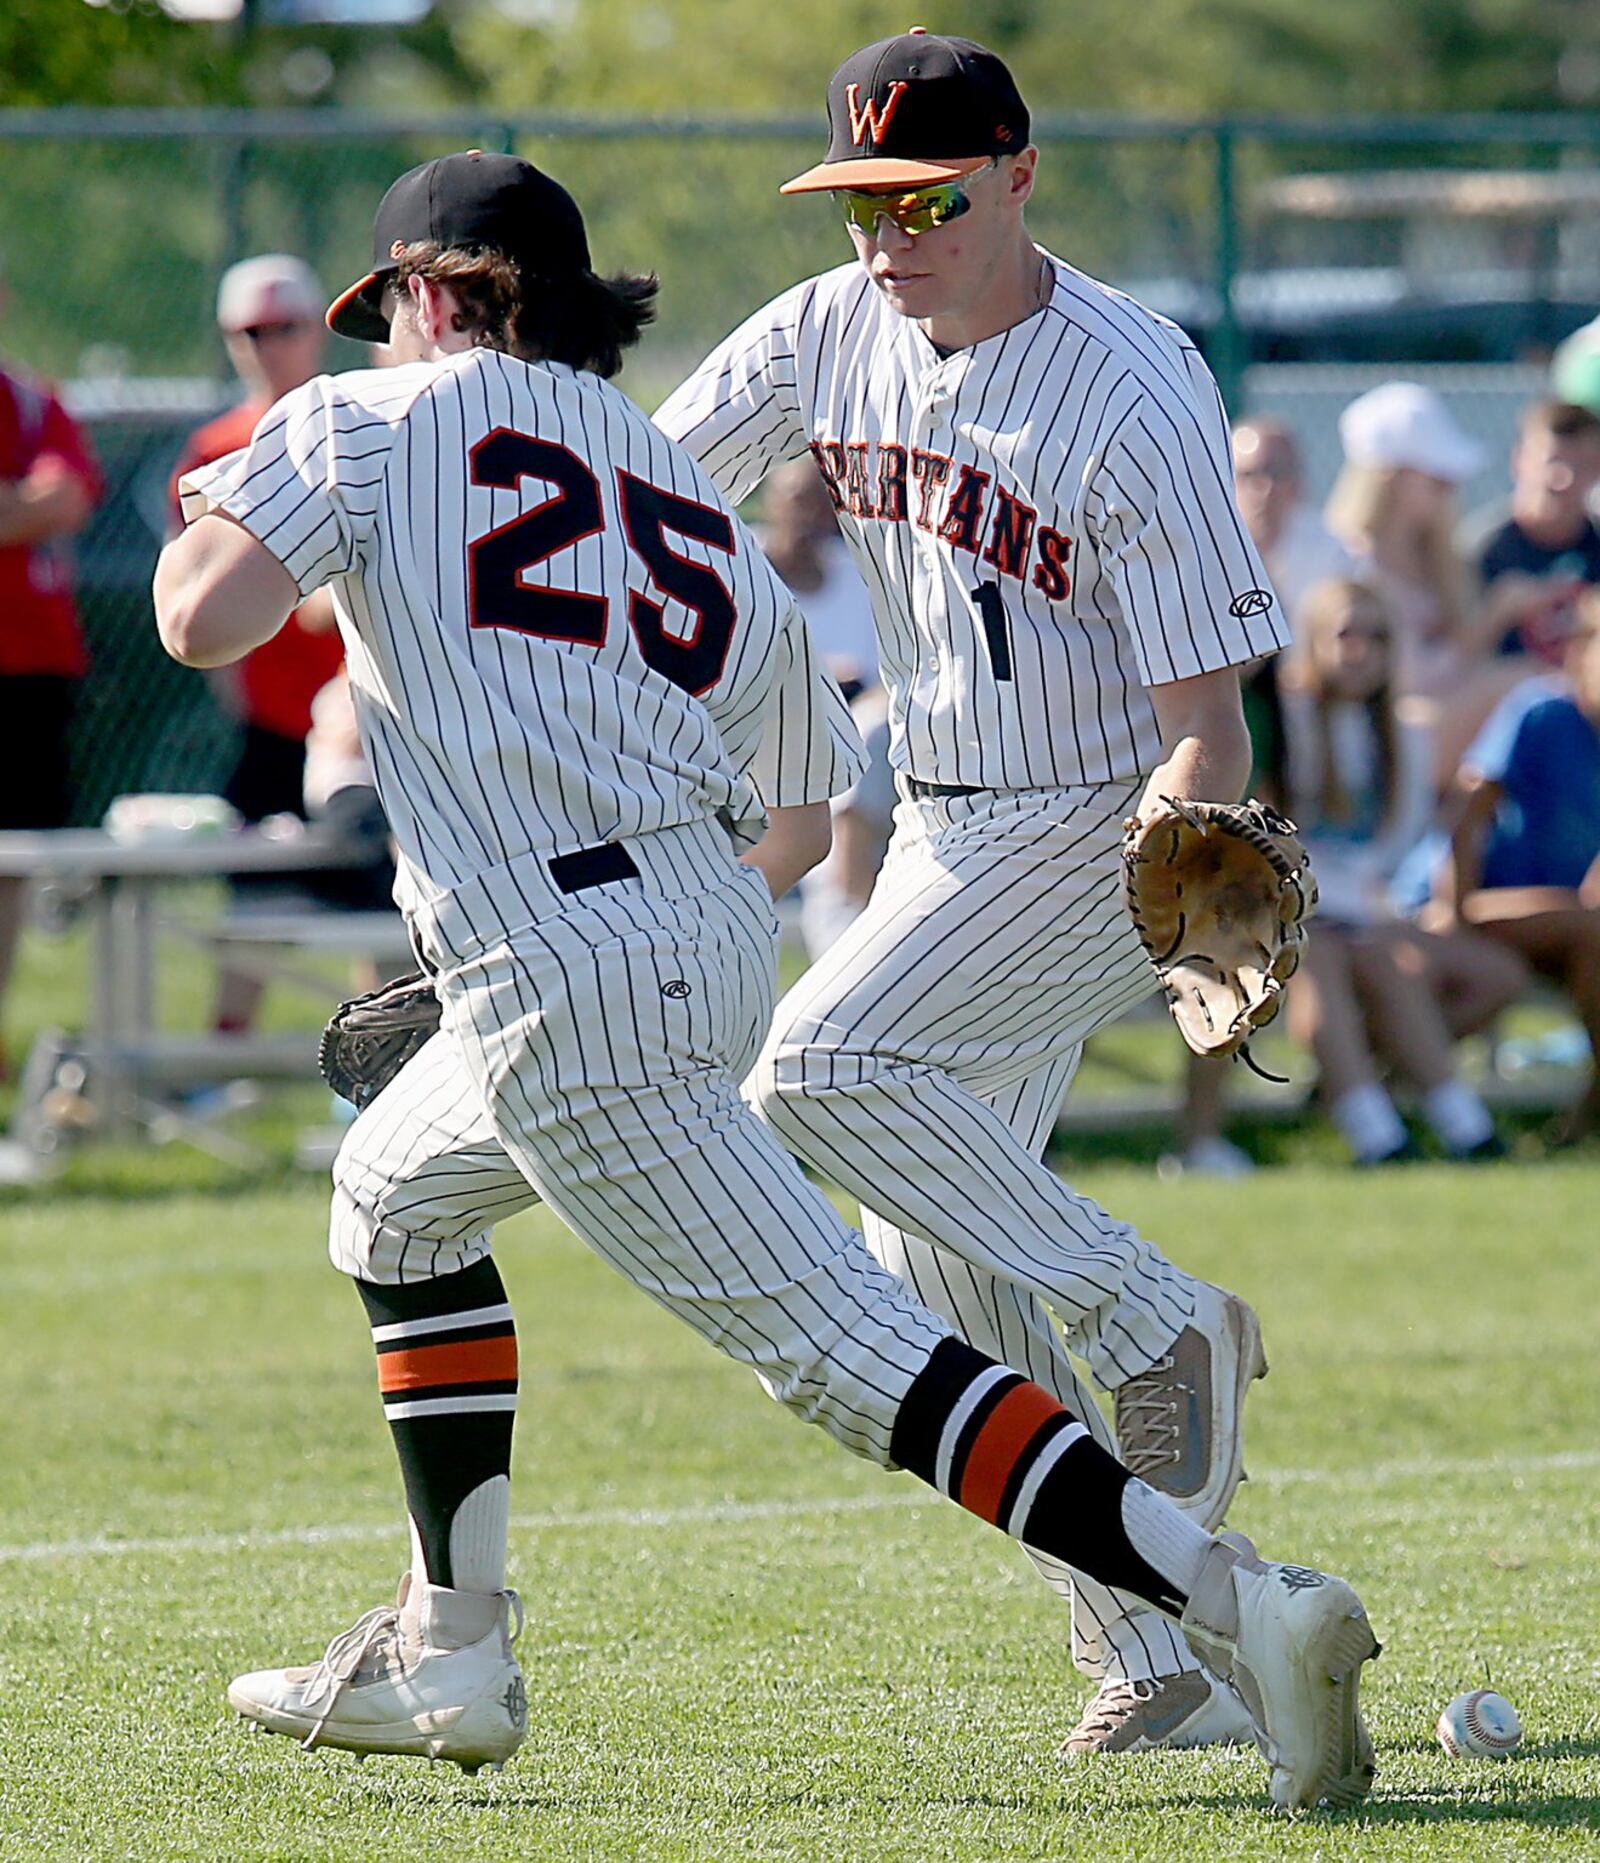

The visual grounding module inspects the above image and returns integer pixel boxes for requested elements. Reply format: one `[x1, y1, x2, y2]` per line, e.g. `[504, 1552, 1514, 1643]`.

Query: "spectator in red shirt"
[0, 278, 102, 1068]
[170, 254, 344, 1034]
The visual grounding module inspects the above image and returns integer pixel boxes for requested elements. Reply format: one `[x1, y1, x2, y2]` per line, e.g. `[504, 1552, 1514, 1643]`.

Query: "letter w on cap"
[846, 81, 909, 147]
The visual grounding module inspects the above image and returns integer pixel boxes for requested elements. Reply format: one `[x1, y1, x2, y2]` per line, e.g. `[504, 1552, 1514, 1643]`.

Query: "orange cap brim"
[779, 154, 992, 195]
[326, 270, 392, 342]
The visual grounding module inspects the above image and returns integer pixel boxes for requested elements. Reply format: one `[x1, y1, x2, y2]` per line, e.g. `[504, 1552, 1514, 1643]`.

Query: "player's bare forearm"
[740, 802, 833, 900]
[1136, 664, 1252, 823]
[154, 510, 301, 668]
[0, 464, 93, 547]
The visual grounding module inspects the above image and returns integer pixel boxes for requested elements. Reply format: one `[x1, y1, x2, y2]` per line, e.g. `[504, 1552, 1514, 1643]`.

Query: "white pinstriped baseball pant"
[750, 778, 1205, 1682]
[329, 822, 954, 1469]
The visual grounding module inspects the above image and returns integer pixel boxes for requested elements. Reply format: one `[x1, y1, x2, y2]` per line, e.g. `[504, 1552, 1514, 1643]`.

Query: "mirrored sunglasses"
[838, 178, 976, 237]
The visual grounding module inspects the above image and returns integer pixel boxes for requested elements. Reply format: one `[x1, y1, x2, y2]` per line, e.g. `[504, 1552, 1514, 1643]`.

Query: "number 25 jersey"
[179, 347, 862, 925]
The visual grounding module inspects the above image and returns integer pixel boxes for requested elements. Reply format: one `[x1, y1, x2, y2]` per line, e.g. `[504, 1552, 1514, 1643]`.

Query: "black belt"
[906, 778, 988, 800]
[548, 841, 640, 895]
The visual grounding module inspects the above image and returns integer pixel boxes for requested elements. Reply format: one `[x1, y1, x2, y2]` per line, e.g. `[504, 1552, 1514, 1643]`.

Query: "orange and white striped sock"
[890, 1337, 1210, 1616]
[357, 1257, 518, 1596]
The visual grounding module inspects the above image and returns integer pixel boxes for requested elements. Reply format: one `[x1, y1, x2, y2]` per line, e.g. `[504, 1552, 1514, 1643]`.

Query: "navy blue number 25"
[467, 429, 737, 697]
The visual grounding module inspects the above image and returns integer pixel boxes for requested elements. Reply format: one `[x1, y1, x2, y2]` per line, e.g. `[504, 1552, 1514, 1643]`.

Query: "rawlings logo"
[1276, 1564, 1328, 1592]
[846, 80, 909, 147]
[1228, 588, 1274, 619]
[501, 1674, 528, 1728]
[662, 979, 692, 1000]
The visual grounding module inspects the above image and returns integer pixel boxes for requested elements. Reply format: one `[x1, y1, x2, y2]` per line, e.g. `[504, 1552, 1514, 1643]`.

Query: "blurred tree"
[453, 0, 1581, 118]
[5, 0, 1587, 119]
[0, 0, 241, 106]
[1, 0, 482, 111]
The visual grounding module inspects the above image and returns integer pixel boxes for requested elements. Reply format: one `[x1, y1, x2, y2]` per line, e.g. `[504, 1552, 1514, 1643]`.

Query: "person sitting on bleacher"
[1425, 594, 1600, 1144]
[1282, 578, 1522, 1164]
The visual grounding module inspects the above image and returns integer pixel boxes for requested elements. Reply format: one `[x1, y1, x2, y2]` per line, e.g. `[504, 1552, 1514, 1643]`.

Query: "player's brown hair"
[388, 241, 658, 379]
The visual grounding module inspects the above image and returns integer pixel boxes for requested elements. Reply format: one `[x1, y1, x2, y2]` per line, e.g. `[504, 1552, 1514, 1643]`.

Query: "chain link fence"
[3, 108, 1597, 819]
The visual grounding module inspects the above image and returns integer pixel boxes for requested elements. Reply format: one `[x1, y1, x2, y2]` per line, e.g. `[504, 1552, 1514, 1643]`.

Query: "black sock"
[891, 1337, 1188, 1616]
[356, 1256, 517, 1590]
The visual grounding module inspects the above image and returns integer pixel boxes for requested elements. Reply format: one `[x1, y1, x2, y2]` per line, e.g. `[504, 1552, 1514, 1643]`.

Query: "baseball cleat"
[1180, 1534, 1380, 1813]
[228, 1573, 527, 1772]
[1060, 1669, 1256, 1756]
[1114, 1281, 1267, 1529]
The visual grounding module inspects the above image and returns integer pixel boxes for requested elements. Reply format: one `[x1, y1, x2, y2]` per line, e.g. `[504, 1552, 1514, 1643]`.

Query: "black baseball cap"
[327, 150, 592, 342]
[781, 28, 1030, 195]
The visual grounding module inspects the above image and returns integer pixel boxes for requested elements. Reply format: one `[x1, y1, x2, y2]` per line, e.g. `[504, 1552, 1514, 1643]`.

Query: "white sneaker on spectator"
[1161, 1137, 1255, 1179]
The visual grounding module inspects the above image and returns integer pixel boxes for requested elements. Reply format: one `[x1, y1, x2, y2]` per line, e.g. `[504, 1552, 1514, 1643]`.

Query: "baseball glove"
[1121, 797, 1316, 1066]
[317, 970, 442, 1111]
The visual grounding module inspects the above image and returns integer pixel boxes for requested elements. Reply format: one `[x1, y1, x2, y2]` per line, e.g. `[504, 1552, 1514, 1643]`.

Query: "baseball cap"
[216, 254, 323, 332]
[1551, 315, 1600, 419]
[781, 28, 1030, 195]
[1337, 381, 1485, 483]
[327, 150, 592, 342]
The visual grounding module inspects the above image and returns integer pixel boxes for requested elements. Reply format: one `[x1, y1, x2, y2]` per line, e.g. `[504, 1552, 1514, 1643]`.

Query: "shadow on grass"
[1387, 1734, 1600, 1763]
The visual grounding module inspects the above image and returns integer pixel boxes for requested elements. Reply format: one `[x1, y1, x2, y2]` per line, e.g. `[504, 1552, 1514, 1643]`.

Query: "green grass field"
[4, 1150, 1597, 1861]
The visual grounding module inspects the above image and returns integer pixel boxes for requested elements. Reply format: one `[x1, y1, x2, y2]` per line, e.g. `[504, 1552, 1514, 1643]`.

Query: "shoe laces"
[1116, 1355, 1186, 1474]
[1076, 1678, 1158, 1735]
[301, 1604, 403, 1749]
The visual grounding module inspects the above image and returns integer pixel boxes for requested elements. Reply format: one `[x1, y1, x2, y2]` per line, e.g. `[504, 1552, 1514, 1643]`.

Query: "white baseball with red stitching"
[1436, 1689, 1522, 1758]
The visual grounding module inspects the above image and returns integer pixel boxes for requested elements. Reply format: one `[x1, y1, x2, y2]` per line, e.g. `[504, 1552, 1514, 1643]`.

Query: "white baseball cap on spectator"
[1551, 314, 1600, 419]
[1337, 381, 1485, 482]
[216, 254, 323, 332]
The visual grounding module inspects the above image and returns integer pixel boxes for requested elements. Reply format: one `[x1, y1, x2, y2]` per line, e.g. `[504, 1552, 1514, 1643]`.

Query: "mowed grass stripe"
[5, 1446, 1596, 1564]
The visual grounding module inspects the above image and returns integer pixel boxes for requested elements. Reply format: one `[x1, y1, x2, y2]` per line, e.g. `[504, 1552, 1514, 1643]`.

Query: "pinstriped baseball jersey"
[179, 346, 864, 931]
[654, 254, 1288, 788]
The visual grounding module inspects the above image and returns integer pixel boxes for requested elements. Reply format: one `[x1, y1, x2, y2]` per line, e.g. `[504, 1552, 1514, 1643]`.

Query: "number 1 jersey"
[179, 347, 863, 925]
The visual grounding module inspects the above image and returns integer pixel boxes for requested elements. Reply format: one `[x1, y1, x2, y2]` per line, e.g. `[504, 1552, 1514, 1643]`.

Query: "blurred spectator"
[1550, 314, 1600, 424]
[757, 457, 877, 699]
[169, 254, 344, 1035]
[1327, 382, 1484, 701]
[1471, 399, 1600, 664]
[1429, 597, 1600, 1143]
[1283, 578, 1521, 1164]
[0, 269, 101, 1074]
[1231, 416, 1356, 653]
[1164, 420, 1342, 1176]
[798, 684, 895, 960]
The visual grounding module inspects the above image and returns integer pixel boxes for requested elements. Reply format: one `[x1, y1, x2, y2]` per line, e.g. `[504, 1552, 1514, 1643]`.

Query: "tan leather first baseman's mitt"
[317, 970, 442, 1111]
[1121, 797, 1316, 1064]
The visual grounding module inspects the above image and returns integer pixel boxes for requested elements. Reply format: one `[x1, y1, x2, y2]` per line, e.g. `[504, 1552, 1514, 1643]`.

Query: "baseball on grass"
[1436, 1689, 1522, 1758]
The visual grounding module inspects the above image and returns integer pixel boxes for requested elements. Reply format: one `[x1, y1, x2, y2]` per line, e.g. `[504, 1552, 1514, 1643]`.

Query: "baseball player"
[153, 152, 1378, 1813]
[655, 31, 1292, 1753]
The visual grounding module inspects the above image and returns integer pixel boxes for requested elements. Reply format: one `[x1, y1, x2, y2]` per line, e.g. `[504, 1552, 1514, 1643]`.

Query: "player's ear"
[407, 273, 454, 345]
[1006, 148, 1038, 208]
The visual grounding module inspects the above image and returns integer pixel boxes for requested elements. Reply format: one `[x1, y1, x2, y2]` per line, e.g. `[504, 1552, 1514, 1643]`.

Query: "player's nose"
[868, 214, 917, 255]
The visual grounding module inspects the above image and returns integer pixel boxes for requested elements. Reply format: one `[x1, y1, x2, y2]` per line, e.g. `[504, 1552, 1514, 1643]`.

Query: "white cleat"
[1181, 1534, 1380, 1812]
[228, 1572, 527, 1774]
